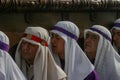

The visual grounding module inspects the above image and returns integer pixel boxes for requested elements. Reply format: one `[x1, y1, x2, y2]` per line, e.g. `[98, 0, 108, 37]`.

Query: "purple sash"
[53, 26, 78, 41]
[0, 41, 9, 52]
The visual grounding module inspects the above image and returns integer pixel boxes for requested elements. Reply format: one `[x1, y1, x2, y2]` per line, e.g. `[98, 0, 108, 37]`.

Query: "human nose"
[51, 36, 56, 44]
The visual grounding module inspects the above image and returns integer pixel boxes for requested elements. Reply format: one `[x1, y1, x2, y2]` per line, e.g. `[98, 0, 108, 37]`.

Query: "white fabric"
[15, 27, 67, 80]
[50, 21, 94, 80]
[0, 31, 26, 80]
[112, 18, 120, 30]
[84, 25, 120, 80]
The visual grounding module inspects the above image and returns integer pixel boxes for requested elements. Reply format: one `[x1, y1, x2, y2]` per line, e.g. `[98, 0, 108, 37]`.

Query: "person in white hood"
[111, 18, 120, 55]
[84, 25, 120, 80]
[15, 27, 67, 80]
[50, 21, 99, 80]
[0, 31, 26, 80]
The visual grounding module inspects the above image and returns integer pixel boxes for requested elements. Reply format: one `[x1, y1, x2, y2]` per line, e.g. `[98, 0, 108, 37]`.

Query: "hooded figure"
[84, 25, 120, 80]
[15, 27, 67, 80]
[111, 18, 120, 54]
[0, 31, 26, 80]
[50, 21, 98, 80]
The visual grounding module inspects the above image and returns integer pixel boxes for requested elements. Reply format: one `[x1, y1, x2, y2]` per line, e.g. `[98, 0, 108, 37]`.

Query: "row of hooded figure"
[1, 19, 120, 80]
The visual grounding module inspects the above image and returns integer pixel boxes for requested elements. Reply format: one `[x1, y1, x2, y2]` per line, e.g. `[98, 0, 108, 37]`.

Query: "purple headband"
[90, 28, 112, 42]
[0, 40, 9, 52]
[53, 26, 78, 41]
[114, 23, 120, 28]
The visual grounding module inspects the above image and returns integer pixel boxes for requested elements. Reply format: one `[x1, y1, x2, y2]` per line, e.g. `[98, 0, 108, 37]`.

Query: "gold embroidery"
[26, 34, 32, 39]
[41, 40, 46, 46]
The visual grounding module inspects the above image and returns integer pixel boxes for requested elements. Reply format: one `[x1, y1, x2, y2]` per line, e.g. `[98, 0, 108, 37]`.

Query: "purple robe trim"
[90, 28, 112, 42]
[53, 26, 78, 41]
[0, 41, 9, 52]
[84, 70, 99, 80]
[114, 23, 120, 28]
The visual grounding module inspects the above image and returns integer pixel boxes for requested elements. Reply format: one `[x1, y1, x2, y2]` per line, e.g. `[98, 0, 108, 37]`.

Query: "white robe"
[0, 51, 26, 80]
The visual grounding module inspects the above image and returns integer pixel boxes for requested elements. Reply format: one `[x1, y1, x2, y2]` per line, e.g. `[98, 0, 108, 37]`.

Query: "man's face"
[21, 40, 39, 65]
[84, 31, 99, 61]
[112, 29, 120, 49]
[50, 33, 65, 59]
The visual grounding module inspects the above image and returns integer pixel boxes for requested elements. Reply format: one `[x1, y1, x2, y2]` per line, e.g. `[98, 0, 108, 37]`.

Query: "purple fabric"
[114, 23, 120, 28]
[90, 28, 112, 42]
[53, 26, 78, 41]
[84, 70, 99, 80]
[0, 40, 9, 52]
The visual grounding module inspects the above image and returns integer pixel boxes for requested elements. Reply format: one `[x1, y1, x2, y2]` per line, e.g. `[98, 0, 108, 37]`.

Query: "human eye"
[21, 40, 28, 47]
[56, 36, 61, 40]
[50, 33, 53, 38]
[86, 33, 89, 39]
[92, 35, 99, 41]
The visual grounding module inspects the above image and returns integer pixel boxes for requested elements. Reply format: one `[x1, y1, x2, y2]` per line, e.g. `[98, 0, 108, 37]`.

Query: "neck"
[26, 59, 34, 65]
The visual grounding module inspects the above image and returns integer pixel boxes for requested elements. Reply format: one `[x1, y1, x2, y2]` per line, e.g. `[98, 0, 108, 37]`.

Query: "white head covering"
[0, 31, 26, 80]
[50, 21, 94, 80]
[111, 18, 120, 52]
[112, 18, 120, 30]
[84, 25, 120, 80]
[15, 27, 66, 80]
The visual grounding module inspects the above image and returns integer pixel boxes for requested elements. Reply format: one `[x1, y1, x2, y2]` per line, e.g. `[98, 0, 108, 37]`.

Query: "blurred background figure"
[84, 25, 120, 80]
[0, 31, 26, 80]
[111, 18, 120, 55]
